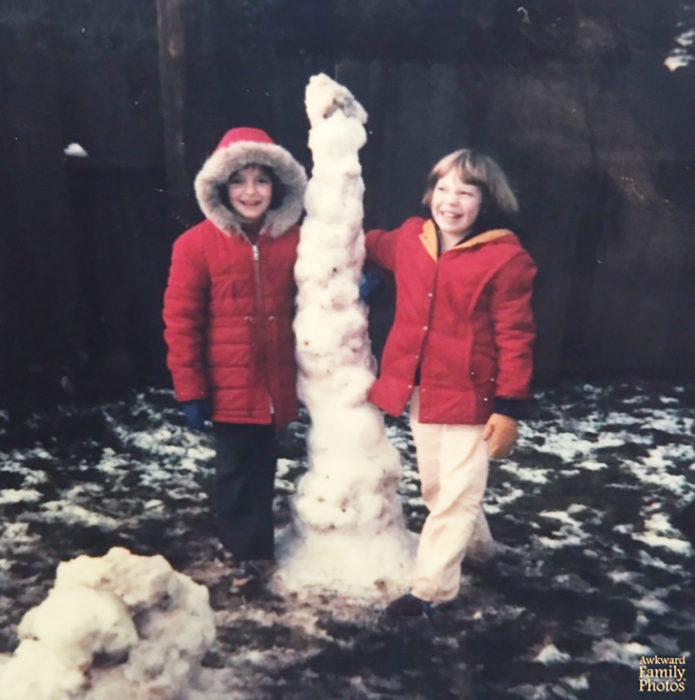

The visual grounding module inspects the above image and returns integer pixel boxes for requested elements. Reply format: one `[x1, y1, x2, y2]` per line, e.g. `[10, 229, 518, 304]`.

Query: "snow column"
[277, 74, 414, 598]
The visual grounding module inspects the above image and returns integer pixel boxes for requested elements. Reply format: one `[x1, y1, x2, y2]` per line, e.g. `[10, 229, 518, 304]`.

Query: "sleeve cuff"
[493, 396, 529, 420]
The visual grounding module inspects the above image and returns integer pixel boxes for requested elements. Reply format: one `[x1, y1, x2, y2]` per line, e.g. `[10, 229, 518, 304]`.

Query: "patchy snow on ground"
[0, 380, 693, 698]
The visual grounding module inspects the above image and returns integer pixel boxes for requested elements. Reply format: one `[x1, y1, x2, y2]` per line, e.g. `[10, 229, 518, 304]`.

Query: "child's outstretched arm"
[364, 227, 398, 271]
[365, 216, 424, 271]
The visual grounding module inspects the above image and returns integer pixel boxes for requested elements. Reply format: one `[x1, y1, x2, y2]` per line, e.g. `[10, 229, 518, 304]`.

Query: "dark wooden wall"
[1, 0, 694, 409]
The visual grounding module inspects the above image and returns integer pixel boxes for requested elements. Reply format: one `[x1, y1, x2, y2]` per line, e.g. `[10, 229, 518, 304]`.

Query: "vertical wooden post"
[155, 0, 191, 228]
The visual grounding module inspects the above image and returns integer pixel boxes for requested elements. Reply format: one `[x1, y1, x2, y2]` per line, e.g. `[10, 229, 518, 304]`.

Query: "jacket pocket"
[468, 346, 498, 386]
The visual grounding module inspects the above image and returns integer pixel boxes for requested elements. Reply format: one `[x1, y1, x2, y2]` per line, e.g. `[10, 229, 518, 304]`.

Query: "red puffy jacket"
[162, 127, 307, 425]
[366, 217, 536, 424]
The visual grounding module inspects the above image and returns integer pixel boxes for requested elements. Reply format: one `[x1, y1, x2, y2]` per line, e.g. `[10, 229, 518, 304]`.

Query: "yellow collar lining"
[418, 220, 512, 261]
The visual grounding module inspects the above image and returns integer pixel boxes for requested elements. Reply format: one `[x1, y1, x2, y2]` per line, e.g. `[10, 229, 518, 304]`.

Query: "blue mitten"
[359, 269, 381, 301]
[181, 399, 211, 430]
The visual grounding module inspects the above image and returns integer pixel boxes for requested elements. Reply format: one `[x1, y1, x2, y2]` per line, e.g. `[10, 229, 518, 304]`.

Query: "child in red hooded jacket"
[163, 128, 306, 583]
[365, 149, 537, 616]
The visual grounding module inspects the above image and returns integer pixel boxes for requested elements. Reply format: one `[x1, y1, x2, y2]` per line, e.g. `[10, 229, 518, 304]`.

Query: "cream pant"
[409, 389, 494, 603]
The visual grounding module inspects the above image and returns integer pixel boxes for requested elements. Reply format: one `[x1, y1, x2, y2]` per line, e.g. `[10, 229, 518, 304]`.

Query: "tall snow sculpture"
[277, 74, 414, 598]
[0, 547, 215, 700]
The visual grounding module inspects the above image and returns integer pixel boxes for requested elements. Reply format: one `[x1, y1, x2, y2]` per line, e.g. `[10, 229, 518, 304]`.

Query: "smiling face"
[430, 168, 483, 240]
[227, 165, 273, 223]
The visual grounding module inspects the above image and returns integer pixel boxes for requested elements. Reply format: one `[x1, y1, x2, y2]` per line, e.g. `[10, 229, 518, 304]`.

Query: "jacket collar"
[419, 219, 514, 262]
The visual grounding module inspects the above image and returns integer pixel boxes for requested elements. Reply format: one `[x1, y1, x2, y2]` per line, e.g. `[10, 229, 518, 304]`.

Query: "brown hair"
[422, 149, 519, 232]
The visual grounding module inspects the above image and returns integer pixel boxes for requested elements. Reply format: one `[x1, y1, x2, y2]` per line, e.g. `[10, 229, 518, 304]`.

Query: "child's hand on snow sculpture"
[358, 269, 381, 301]
[482, 413, 518, 458]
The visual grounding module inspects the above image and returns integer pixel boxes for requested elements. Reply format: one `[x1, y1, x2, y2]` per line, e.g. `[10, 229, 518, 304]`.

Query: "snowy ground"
[0, 381, 693, 698]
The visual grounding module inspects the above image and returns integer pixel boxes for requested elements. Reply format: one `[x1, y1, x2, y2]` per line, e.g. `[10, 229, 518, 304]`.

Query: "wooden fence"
[1, 0, 694, 409]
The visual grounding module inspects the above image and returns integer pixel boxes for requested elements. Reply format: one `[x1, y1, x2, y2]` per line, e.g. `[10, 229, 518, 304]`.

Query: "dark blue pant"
[212, 422, 277, 561]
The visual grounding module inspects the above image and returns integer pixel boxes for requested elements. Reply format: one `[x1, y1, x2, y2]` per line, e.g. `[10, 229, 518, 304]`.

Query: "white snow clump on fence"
[64, 142, 89, 157]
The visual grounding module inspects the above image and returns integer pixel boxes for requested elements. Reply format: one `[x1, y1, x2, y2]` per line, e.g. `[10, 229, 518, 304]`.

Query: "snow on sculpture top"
[0, 547, 215, 700]
[276, 74, 414, 599]
[304, 74, 367, 126]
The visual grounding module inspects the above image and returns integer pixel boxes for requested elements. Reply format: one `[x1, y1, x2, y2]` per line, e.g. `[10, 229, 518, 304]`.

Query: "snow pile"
[0, 547, 215, 700]
[277, 73, 414, 598]
[664, 29, 695, 71]
[535, 642, 571, 665]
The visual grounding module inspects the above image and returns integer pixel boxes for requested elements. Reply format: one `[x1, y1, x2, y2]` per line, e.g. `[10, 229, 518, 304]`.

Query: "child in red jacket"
[162, 128, 306, 582]
[365, 149, 537, 616]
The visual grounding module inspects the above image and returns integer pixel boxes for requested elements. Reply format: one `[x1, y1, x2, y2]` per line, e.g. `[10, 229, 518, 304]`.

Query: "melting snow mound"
[0, 546, 215, 700]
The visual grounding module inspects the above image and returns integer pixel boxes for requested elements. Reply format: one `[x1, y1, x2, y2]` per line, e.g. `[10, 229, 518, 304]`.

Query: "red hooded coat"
[162, 128, 307, 425]
[366, 217, 536, 424]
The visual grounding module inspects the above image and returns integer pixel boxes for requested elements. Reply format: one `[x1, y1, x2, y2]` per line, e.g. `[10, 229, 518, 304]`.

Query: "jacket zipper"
[252, 243, 274, 416]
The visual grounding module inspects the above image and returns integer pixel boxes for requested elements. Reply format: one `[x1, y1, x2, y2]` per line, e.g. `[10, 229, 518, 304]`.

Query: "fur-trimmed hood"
[194, 127, 307, 239]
